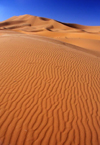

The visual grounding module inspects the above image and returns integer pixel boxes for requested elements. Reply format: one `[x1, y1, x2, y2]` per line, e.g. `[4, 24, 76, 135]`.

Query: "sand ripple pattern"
[0, 34, 100, 145]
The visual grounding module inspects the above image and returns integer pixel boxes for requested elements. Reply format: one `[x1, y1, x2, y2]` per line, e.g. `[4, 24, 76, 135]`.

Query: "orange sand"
[0, 15, 100, 145]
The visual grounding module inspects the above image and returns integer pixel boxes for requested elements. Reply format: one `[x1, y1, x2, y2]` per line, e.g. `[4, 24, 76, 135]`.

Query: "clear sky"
[0, 0, 100, 26]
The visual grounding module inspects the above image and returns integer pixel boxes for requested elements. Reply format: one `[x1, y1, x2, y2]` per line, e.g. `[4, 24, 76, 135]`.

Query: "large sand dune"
[0, 15, 100, 145]
[0, 14, 100, 52]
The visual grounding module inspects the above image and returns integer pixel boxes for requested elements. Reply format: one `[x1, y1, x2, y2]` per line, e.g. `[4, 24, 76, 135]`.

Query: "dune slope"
[0, 14, 100, 53]
[0, 30, 100, 145]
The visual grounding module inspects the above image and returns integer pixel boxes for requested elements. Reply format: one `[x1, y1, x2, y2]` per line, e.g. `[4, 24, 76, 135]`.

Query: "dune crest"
[0, 14, 100, 52]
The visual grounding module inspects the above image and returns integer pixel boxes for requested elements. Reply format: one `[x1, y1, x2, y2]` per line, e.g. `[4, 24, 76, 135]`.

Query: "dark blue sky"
[0, 0, 100, 25]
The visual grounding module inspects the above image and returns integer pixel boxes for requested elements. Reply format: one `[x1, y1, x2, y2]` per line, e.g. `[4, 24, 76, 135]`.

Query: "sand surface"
[0, 15, 100, 145]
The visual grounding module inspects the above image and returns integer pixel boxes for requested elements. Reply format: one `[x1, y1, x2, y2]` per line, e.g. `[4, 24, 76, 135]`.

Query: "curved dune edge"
[0, 14, 100, 53]
[0, 32, 100, 145]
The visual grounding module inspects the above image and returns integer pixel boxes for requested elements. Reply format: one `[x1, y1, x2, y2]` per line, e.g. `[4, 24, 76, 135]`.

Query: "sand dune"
[0, 14, 100, 52]
[0, 15, 100, 145]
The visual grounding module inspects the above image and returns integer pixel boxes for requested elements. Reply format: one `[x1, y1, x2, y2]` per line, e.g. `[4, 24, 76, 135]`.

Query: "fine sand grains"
[0, 33, 100, 145]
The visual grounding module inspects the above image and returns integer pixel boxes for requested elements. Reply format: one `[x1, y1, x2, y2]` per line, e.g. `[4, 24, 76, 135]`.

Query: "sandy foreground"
[0, 15, 100, 145]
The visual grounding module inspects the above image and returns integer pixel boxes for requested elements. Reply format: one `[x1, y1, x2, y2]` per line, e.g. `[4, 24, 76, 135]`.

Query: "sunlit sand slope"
[0, 32, 100, 145]
[0, 14, 100, 52]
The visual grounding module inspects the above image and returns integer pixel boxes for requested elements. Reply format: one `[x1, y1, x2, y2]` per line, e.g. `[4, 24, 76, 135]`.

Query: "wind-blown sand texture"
[0, 15, 100, 145]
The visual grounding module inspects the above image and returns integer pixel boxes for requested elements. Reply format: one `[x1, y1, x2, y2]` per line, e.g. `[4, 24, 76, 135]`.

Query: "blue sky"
[0, 0, 100, 26]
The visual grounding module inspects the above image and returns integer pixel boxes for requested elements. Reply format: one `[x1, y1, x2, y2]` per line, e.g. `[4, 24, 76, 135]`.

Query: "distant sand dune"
[0, 15, 100, 53]
[0, 15, 100, 145]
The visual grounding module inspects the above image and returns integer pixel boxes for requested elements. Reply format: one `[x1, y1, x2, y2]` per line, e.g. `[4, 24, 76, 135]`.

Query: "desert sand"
[0, 15, 100, 145]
